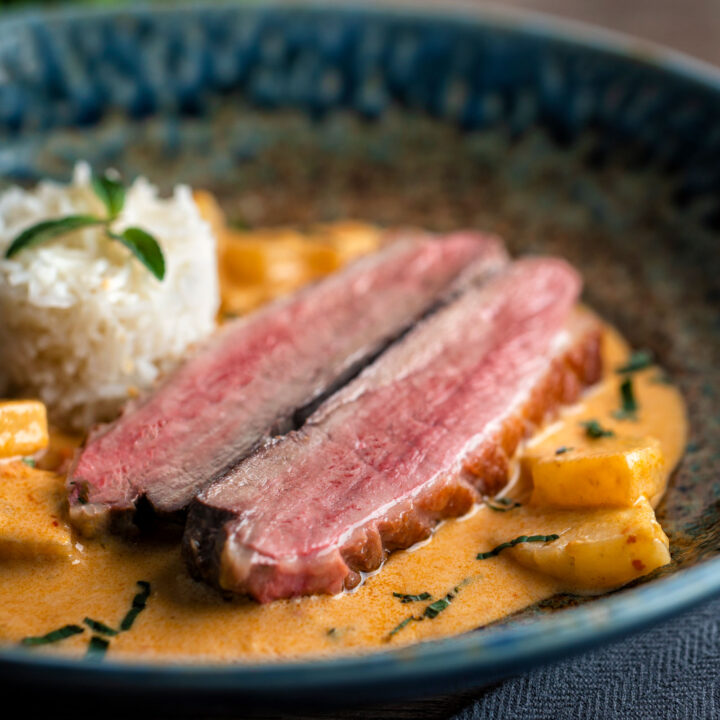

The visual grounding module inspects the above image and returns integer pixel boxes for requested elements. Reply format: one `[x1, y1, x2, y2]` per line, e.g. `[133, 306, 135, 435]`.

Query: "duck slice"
[184, 257, 602, 603]
[68, 232, 507, 535]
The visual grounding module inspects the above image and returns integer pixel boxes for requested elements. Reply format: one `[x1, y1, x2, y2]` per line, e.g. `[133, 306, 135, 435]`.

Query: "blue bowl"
[0, 1, 719, 709]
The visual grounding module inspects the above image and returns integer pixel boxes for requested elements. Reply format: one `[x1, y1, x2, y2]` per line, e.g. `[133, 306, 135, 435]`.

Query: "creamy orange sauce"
[0, 323, 687, 663]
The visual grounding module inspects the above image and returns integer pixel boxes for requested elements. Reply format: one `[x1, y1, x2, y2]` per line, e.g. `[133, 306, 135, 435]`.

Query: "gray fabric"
[453, 597, 720, 720]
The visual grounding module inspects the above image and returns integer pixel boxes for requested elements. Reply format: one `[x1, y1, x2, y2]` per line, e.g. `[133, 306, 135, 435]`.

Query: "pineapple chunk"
[0, 461, 72, 560]
[310, 221, 382, 263]
[525, 436, 665, 509]
[505, 498, 670, 592]
[0, 400, 49, 459]
[223, 235, 339, 286]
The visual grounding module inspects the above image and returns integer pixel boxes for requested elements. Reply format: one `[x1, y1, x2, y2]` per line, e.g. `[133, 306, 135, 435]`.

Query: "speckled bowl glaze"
[0, 1, 718, 709]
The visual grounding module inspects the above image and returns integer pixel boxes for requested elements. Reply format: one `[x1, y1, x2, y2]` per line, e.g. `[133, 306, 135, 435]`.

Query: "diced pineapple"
[524, 436, 665, 509]
[310, 221, 382, 263]
[505, 498, 670, 592]
[297, 242, 341, 278]
[0, 400, 49, 459]
[0, 462, 73, 560]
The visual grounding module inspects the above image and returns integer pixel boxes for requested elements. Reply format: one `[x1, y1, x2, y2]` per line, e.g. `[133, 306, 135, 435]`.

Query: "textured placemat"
[452, 596, 720, 720]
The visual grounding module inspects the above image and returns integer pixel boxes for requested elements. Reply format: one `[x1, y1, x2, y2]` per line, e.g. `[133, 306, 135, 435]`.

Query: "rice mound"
[0, 163, 219, 431]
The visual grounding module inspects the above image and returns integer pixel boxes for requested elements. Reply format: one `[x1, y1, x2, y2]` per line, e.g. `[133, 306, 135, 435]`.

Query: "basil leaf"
[5, 215, 103, 258]
[387, 616, 415, 639]
[119, 580, 151, 631]
[91, 172, 125, 219]
[616, 350, 653, 374]
[423, 594, 454, 619]
[86, 635, 110, 659]
[83, 617, 118, 637]
[477, 534, 560, 560]
[21, 624, 84, 646]
[580, 419, 615, 439]
[612, 377, 638, 420]
[393, 592, 432, 604]
[112, 228, 165, 281]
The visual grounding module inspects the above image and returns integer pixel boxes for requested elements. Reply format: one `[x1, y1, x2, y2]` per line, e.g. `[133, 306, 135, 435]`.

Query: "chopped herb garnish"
[21, 457, 36, 467]
[612, 377, 638, 420]
[477, 534, 560, 560]
[91, 172, 125, 219]
[21, 624, 84, 647]
[580, 419, 615, 439]
[486, 497, 521, 512]
[555, 446, 574, 455]
[4, 171, 165, 281]
[386, 581, 471, 640]
[85, 635, 109, 659]
[393, 592, 432, 604]
[83, 617, 118, 637]
[387, 616, 415, 640]
[326, 628, 337, 637]
[616, 349, 654, 374]
[119, 580, 151, 632]
[423, 593, 455, 619]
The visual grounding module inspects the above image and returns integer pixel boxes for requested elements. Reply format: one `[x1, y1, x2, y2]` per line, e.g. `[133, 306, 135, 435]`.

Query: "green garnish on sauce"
[555, 446, 574, 455]
[476, 534, 560, 560]
[387, 616, 415, 639]
[119, 580, 151, 631]
[393, 592, 432, 604]
[21, 457, 36, 467]
[4, 171, 165, 281]
[612, 377, 638, 420]
[386, 581, 470, 640]
[615, 350, 653, 374]
[85, 635, 110, 659]
[21, 624, 84, 647]
[83, 617, 119, 637]
[580, 419, 615, 439]
[423, 593, 455, 619]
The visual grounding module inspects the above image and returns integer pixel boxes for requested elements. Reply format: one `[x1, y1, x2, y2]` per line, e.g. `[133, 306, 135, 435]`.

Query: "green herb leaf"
[616, 350, 653, 374]
[555, 446, 574, 455]
[83, 617, 118, 637]
[21, 457, 36, 467]
[5, 215, 104, 259]
[612, 377, 638, 420]
[111, 228, 165, 281]
[386, 616, 415, 640]
[21, 624, 84, 647]
[580, 419, 615, 439]
[477, 534, 560, 560]
[86, 635, 110, 659]
[119, 580, 151, 632]
[423, 594, 455, 619]
[91, 172, 125, 219]
[393, 592, 432, 604]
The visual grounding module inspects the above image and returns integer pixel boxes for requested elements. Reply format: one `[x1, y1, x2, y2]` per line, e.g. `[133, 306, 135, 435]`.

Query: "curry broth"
[0, 323, 687, 662]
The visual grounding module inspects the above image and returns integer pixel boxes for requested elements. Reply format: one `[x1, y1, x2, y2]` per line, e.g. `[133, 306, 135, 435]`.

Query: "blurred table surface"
[501, 0, 720, 66]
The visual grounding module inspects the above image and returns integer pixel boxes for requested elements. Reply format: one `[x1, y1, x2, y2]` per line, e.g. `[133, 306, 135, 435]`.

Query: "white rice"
[0, 163, 219, 431]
